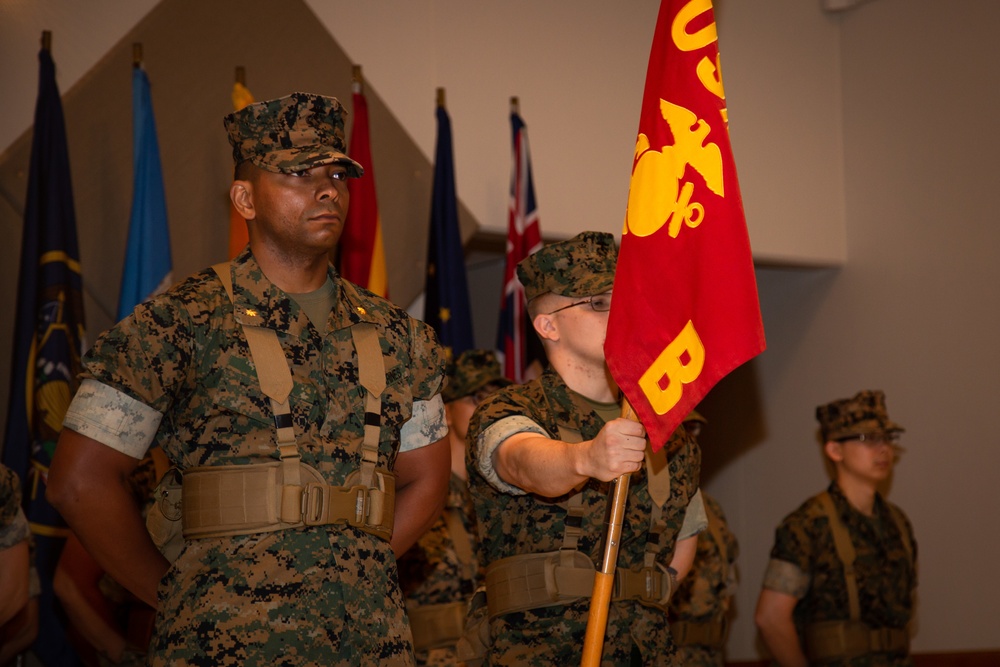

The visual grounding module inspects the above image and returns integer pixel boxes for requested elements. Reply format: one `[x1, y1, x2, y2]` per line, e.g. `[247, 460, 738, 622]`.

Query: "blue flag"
[424, 104, 474, 357]
[2, 45, 87, 667]
[118, 66, 172, 319]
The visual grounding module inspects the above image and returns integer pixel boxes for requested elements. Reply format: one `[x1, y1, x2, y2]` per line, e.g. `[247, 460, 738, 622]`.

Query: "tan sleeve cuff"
[474, 416, 549, 495]
[62, 379, 161, 459]
[762, 558, 810, 598]
[400, 395, 448, 452]
[677, 488, 708, 540]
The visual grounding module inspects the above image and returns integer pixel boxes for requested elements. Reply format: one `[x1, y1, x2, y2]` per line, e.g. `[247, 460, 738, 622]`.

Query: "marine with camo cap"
[466, 231, 707, 665]
[49, 92, 450, 666]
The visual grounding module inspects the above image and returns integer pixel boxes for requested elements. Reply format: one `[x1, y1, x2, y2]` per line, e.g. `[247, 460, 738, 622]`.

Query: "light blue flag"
[118, 65, 172, 320]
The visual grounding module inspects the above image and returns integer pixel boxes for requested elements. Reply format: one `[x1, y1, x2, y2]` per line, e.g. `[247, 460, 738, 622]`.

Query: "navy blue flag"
[2, 46, 87, 666]
[424, 103, 474, 358]
[118, 65, 173, 319]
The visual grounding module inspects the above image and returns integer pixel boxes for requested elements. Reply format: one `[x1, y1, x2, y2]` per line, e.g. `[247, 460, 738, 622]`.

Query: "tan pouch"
[145, 468, 184, 562]
[455, 588, 490, 667]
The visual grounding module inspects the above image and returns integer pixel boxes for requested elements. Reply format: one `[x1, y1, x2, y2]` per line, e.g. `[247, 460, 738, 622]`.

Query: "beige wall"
[2, 0, 999, 660]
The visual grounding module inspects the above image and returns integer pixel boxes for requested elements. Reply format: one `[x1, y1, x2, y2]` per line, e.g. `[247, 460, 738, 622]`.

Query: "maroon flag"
[605, 0, 765, 451]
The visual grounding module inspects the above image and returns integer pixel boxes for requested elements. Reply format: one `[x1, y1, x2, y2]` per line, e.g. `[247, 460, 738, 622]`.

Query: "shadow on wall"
[697, 357, 766, 484]
[694, 264, 843, 483]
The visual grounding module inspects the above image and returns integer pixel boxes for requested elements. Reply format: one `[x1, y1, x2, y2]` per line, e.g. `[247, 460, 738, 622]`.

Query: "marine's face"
[548, 290, 613, 367]
[829, 431, 900, 484]
[246, 164, 350, 256]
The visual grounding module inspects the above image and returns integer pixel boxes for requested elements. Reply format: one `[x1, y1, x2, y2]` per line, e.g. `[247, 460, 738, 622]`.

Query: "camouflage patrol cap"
[442, 349, 512, 402]
[516, 231, 617, 302]
[816, 390, 905, 442]
[224, 92, 364, 177]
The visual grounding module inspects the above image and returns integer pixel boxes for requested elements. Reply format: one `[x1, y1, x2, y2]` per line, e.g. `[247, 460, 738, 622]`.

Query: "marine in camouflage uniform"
[756, 390, 917, 667]
[398, 350, 510, 666]
[668, 491, 738, 667]
[48, 93, 449, 666]
[0, 464, 31, 628]
[467, 232, 705, 666]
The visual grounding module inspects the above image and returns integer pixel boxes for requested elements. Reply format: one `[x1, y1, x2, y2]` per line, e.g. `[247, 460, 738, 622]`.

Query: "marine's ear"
[230, 180, 255, 220]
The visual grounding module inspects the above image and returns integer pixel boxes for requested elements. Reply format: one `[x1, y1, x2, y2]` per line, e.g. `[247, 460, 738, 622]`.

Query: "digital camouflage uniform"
[762, 390, 915, 666]
[398, 349, 507, 667]
[467, 368, 701, 666]
[64, 247, 445, 666]
[668, 493, 738, 667]
[398, 475, 479, 666]
[1, 464, 30, 552]
[764, 482, 916, 667]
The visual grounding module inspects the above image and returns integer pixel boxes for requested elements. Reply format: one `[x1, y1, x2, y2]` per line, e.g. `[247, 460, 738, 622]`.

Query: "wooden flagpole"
[581, 398, 639, 666]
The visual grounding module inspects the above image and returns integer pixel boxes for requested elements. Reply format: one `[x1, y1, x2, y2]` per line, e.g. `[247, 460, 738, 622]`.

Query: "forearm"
[494, 434, 587, 497]
[0, 542, 29, 627]
[53, 568, 127, 661]
[668, 534, 698, 582]
[48, 430, 169, 608]
[755, 589, 808, 667]
[391, 438, 450, 556]
[0, 599, 38, 664]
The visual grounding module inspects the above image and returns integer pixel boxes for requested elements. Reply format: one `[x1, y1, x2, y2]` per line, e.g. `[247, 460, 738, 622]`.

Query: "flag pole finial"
[235, 66, 246, 86]
[41, 31, 52, 52]
[352, 65, 363, 94]
[510, 96, 519, 114]
[133, 43, 142, 68]
[437, 87, 445, 109]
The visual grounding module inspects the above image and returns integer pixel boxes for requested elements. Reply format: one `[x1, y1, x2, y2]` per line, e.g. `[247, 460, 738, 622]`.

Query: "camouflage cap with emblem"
[442, 349, 512, 403]
[224, 91, 364, 177]
[815, 389, 905, 442]
[516, 231, 617, 303]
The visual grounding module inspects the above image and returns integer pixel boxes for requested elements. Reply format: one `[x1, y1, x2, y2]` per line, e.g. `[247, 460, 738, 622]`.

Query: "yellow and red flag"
[605, 0, 765, 452]
[339, 75, 389, 297]
[228, 79, 254, 258]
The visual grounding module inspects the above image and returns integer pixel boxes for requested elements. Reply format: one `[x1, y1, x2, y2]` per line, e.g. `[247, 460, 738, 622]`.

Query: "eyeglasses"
[839, 432, 902, 447]
[546, 294, 612, 315]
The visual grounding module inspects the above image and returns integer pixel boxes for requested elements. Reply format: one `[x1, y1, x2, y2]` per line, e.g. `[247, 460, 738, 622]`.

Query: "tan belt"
[182, 461, 395, 542]
[671, 617, 727, 647]
[805, 620, 909, 661]
[406, 601, 466, 653]
[484, 550, 675, 619]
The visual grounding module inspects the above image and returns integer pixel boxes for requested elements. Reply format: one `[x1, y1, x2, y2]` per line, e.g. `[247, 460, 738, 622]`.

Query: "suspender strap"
[817, 491, 860, 622]
[351, 322, 385, 488]
[443, 507, 478, 585]
[206, 263, 394, 538]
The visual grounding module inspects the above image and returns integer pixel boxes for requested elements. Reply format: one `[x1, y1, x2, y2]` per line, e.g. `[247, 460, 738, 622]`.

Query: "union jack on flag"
[496, 100, 543, 382]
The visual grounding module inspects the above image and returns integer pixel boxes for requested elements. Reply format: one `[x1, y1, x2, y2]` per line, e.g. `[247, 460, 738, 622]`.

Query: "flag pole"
[437, 86, 445, 109]
[132, 42, 142, 68]
[581, 398, 639, 667]
[42, 30, 52, 52]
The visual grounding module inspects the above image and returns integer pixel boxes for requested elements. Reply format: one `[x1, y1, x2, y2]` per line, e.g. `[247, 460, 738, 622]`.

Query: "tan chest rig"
[147, 264, 396, 551]
[803, 491, 914, 661]
[482, 426, 677, 620]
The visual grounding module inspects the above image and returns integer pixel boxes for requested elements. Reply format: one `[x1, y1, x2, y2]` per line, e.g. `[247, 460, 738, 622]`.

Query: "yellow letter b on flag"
[638, 320, 706, 415]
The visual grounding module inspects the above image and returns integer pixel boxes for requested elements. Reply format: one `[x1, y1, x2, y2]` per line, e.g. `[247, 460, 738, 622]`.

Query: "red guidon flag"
[605, 0, 765, 452]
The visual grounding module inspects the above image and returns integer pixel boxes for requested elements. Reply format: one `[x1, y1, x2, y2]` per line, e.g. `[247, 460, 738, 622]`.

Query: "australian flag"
[424, 102, 474, 358]
[2, 45, 87, 666]
[496, 104, 543, 382]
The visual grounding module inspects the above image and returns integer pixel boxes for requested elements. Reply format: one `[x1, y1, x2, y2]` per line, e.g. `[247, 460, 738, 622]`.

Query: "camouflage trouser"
[485, 599, 678, 666]
[150, 528, 414, 666]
